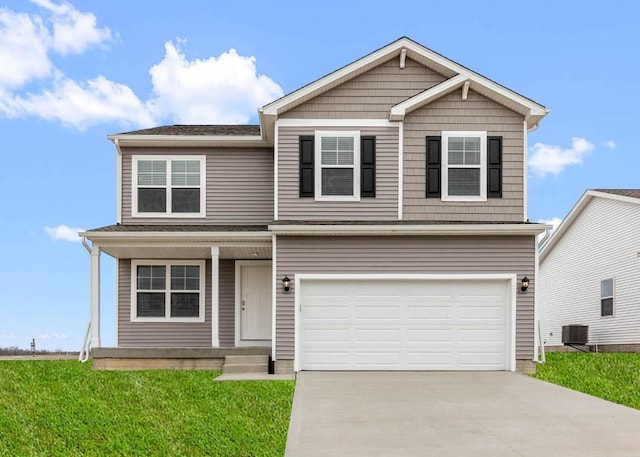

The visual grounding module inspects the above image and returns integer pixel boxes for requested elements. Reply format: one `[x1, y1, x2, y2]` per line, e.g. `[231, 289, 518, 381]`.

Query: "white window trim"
[314, 130, 361, 202]
[441, 131, 487, 202]
[130, 260, 206, 323]
[132, 155, 206, 218]
[600, 277, 615, 318]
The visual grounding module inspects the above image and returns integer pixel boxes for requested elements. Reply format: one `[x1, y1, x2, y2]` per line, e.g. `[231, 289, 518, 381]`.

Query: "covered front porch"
[80, 225, 275, 369]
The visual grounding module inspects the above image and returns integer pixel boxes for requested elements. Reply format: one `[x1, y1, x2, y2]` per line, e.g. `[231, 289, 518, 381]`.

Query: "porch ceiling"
[98, 245, 272, 260]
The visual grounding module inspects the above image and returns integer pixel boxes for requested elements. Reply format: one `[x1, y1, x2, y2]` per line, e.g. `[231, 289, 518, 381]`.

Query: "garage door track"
[285, 371, 640, 457]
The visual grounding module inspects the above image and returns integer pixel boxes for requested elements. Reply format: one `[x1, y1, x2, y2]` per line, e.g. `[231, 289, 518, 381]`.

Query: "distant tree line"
[0, 346, 78, 356]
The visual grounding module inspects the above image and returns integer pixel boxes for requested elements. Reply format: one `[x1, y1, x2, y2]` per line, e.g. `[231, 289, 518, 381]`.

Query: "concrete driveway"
[285, 371, 640, 457]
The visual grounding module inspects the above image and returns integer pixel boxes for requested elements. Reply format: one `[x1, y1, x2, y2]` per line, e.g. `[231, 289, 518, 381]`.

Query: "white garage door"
[300, 278, 511, 371]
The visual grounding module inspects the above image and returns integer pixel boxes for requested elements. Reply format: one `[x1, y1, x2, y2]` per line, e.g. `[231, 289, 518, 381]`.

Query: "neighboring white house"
[540, 189, 640, 349]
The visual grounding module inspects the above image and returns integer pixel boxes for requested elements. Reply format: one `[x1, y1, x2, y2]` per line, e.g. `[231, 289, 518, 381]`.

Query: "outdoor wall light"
[520, 276, 530, 292]
[282, 276, 291, 293]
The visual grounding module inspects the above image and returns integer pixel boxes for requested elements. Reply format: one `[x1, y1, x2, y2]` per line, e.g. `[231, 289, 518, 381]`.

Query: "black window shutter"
[426, 136, 441, 198]
[299, 135, 314, 197]
[487, 136, 502, 198]
[360, 136, 376, 198]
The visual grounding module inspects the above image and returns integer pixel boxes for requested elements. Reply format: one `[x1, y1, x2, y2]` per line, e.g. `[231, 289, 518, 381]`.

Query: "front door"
[237, 262, 272, 345]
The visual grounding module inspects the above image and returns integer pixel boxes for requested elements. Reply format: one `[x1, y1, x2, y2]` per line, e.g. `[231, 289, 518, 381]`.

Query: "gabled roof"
[261, 36, 548, 131]
[540, 189, 640, 261]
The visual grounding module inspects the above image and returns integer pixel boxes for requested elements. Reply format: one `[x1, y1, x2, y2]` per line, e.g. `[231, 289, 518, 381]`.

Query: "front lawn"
[533, 352, 640, 410]
[0, 360, 294, 456]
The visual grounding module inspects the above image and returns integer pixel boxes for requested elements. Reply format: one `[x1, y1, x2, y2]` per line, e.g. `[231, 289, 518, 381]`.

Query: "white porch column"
[90, 246, 101, 348]
[211, 246, 220, 347]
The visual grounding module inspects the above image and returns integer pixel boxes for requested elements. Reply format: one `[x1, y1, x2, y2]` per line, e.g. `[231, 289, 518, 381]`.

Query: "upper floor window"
[132, 155, 205, 217]
[314, 131, 361, 201]
[131, 260, 205, 322]
[600, 278, 614, 317]
[442, 131, 487, 201]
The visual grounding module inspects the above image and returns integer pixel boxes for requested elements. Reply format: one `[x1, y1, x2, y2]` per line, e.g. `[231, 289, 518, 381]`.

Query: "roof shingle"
[594, 189, 640, 199]
[114, 125, 261, 136]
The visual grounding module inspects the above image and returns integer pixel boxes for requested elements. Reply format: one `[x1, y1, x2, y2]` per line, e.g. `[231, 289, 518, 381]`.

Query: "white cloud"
[147, 41, 283, 124]
[30, 0, 112, 55]
[529, 137, 594, 177]
[0, 8, 51, 89]
[0, 0, 283, 129]
[6, 75, 155, 129]
[38, 333, 68, 340]
[0, 333, 17, 340]
[44, 224, 84, 243]
[602, 140, 616, 150]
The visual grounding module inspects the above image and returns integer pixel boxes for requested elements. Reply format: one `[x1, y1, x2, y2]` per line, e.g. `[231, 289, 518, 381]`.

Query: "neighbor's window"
[133, 156, 205, 216]
[600, 278, 614, 317]
[442, 131, 487, 201]
[132, 261, 204, 322]
[314, 131, 360, 200]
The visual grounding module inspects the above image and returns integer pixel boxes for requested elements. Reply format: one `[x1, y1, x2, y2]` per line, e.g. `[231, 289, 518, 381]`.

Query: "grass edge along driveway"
[533, 352, 640, 410]
[0, 360, 294, 457]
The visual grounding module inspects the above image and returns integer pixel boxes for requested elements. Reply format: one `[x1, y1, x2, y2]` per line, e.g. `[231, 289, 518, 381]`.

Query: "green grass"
[533, 352, 640, 409]
[0, 360, 295, 456]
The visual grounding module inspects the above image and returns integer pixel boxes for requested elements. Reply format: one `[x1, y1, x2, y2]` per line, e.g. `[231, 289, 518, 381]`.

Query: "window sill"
[441, 196, 487, 202]
[130, 317, 205, 323]
[314, 196, 361, 202]
[132, 212, 206, 218]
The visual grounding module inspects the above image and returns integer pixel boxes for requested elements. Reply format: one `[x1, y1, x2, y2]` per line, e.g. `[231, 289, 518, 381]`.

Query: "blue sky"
[0, 0, 637, 350]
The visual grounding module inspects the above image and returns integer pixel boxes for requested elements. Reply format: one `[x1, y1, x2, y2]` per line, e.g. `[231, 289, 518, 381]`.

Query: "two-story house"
[82, 37, 549, 374]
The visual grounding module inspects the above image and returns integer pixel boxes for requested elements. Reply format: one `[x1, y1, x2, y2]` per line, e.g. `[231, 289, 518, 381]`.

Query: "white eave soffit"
[261, 37, 548, 129]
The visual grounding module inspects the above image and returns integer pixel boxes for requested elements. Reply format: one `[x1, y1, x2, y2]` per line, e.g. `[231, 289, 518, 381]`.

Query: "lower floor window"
[600, 278, 614, 317]
[132, 261, 204, 321]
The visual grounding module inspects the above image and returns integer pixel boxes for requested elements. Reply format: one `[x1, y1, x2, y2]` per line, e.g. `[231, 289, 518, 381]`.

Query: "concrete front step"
[222, 354, 269, 374]
[225, 355, 269, 365]
[223, 363, 268, 374]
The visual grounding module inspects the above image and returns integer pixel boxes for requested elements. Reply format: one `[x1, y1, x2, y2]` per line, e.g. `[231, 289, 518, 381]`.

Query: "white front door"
[237, 262, 272, 345]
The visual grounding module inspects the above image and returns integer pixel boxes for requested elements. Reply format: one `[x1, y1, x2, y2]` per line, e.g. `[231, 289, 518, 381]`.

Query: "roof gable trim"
[540, 190, 640, 261]
[262, 37, 547, 127]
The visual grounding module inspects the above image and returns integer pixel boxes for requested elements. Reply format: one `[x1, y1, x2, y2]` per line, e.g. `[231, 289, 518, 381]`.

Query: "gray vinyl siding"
[118, 259, 236, 347]
[121, 147, 273, 225]
[219, 259, 235, 347]
[281, 57, 446, 119]
[278, 126, 398, 220]
[275, 235, 535, 361]
[404, 89, 525, 222]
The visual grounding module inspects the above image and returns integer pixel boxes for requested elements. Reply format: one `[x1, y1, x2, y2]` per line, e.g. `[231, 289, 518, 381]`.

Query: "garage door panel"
[459, 328, 505, 344]
[301, 279, 510, 371]
[303, 328, 349, 343]
[354, 305, 401, 320]
[406, 328, 453, 343]
[355, 351, 403, 367]
[406, 304, 453, 320]
[304, 305, 351, 320]
[355, 328, 403, 342]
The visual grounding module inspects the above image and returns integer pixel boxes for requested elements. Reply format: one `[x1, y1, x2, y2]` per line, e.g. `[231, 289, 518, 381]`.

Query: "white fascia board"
[269, 223, 550, 236]
[107, 134, 269, 148]
[539, 189, 640, 262]
[390, 74, 468, 120]
[80, 230, 273, 242]
[276, 119, 397, 127]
